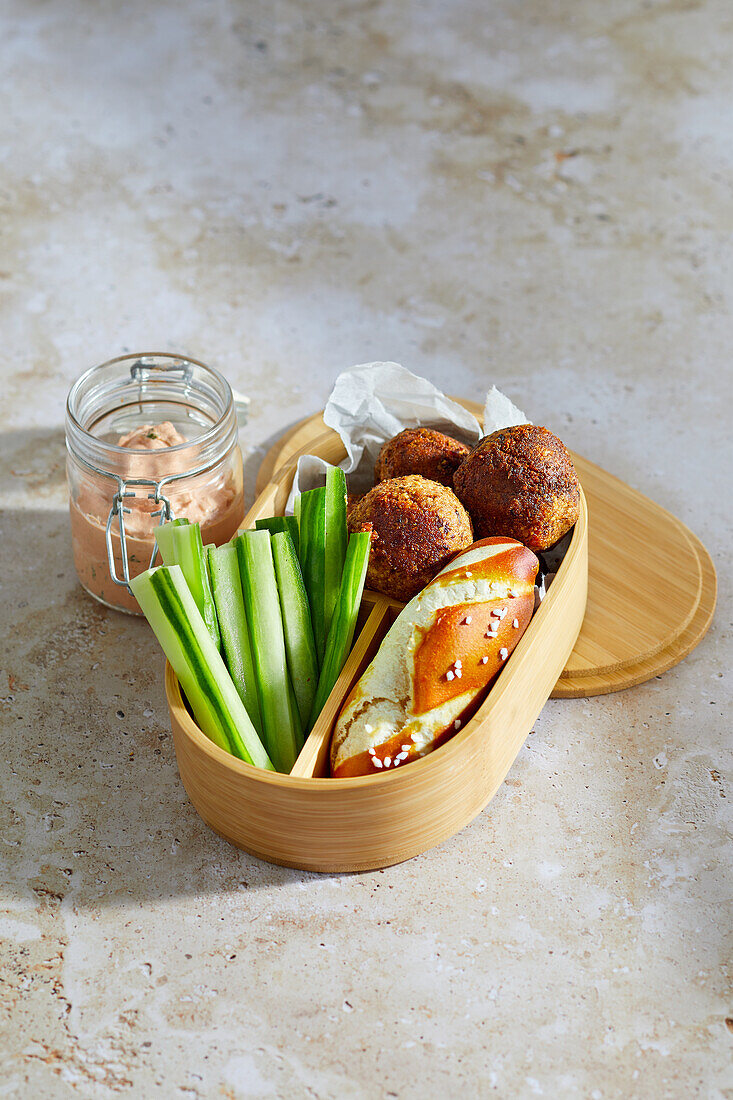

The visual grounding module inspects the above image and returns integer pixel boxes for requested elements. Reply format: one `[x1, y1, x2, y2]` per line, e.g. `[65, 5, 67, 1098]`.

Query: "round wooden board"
[257, 406, 716, 697]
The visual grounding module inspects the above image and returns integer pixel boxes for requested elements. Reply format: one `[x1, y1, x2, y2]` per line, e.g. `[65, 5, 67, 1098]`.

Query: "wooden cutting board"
[255, 406, 716, 698]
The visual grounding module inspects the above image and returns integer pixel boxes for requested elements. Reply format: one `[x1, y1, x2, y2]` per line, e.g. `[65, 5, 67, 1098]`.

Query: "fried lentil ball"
[375, 427, 471, 488]
[348, 474, 474, 602]
[346, 491, 364, 520]
[453, 424, 580, 552]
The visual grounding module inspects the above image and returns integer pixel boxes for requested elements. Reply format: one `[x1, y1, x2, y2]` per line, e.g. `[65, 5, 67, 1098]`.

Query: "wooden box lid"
[256, 403, 716, 698]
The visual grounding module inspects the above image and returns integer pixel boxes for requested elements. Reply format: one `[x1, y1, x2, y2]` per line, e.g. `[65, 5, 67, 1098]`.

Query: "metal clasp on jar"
[99, 449, 231, 590]
[104, 476, 175, 588]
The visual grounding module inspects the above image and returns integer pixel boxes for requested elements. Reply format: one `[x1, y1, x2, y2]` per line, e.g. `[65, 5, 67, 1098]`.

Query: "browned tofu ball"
[348, 475, 473, 602]
[375, 428, 470, 488]
[453, 424, 580, 552]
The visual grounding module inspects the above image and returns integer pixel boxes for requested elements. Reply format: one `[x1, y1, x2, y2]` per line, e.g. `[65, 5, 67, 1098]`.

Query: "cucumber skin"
[207, 544, 263, 736]
[236, 531, 301, 773]
[156, 521, 221, 650]
[308, 531, 371, 727]
[131, 565, 273, 770]
[298, 487, 327, 666]
[255, 516, 300, 555]
[271, 531, 319, 730]
[324, 465, 348, 646]
[190, 525, 221, 650]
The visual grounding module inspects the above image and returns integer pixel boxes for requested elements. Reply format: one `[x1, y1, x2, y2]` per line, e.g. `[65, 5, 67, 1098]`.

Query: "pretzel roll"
[330, 537, 539, 777]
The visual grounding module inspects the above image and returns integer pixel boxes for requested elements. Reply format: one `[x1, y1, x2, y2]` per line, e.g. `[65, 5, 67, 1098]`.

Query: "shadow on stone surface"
[1, 433, 324, 911]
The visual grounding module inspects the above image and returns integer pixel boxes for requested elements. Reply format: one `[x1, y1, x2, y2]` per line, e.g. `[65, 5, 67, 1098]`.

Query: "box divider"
[289, 599, 392, 779]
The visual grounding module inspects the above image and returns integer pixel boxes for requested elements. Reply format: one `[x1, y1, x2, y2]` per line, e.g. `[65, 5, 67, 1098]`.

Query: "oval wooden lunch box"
[165, 399, 717, 872]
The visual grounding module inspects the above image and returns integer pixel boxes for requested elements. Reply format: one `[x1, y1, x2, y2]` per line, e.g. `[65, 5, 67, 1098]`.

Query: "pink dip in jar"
[65, 354, 245, 614]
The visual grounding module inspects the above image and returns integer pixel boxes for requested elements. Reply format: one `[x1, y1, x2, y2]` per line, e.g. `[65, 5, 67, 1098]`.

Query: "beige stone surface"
[1, 1, 730, 1097]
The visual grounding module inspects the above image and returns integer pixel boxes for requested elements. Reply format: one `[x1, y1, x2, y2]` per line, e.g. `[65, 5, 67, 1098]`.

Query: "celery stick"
[236, 530, 301, 772]
[297, 486, 327, 666]
[271, 531, 318, 729]
[155, 521, 220, 649]
[130, 565, 273, 769]
[324, 465, 348, 644]
[255, 515, 300, 554]
[207, 544, 263, 735]
[309, 531, 371, 727]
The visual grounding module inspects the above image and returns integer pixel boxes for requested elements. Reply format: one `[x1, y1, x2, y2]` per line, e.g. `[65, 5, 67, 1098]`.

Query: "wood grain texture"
[165, 443, 588, 871]
[256, 401, 716, 695]
[560, 456, 701, 677]
[162, 399, 716, 871]
[552, 524, 716, 697]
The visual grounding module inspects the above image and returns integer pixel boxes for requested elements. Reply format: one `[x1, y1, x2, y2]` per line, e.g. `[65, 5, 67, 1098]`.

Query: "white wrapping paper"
[287, 363, 528, 508]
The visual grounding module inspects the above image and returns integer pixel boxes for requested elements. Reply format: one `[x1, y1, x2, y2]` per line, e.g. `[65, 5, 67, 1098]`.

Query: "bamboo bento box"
[164, 399, 716, 873]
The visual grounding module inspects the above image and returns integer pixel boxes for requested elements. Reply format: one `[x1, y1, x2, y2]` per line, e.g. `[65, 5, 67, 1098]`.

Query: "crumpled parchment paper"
[287, 362, 528, 508]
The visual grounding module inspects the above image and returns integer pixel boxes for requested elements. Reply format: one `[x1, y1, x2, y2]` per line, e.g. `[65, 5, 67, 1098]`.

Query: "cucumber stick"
[207, 544, 263, 736]
[155, 521, 220, 649]
[236, 530, 302, 773]
[255, 515, 299, 555]
[154, 516, 188, 562]
[324, 465, 348, 646]
[286, 674, 304, 739]
[130, 565, 273, 770]
[297, 487, 327, 666]
[271, 531, 319, 729]
[309, 531, 371, 727]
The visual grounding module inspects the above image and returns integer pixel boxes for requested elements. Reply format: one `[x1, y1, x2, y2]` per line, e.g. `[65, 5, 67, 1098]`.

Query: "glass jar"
[65, 353, 245, 614]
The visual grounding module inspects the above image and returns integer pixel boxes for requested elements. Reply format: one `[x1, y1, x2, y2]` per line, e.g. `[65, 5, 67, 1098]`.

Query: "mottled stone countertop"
[1, 2, 730, 1097]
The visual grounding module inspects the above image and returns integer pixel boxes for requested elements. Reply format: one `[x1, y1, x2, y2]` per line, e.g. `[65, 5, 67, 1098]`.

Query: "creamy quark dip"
[69, 421, 244, 614]
[116, 421, 188, 450]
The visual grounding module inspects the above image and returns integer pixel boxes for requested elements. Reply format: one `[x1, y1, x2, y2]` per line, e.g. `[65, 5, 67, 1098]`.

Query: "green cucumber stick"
[286, 672, 304, 753]
[284, 515, 300, 555]
[309, 531, 371, 728]
[255, 515, 300, 554]
[154, 517, 189, 564]
[297, 486, 327, 666]
[207, 544, 263, 735]
[130, 565, 273, 770]
[155, 521, 220, 649]
[271, 531, 318, 730]
[236, 530, 301, 773]
[323, 465, 348, 643]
